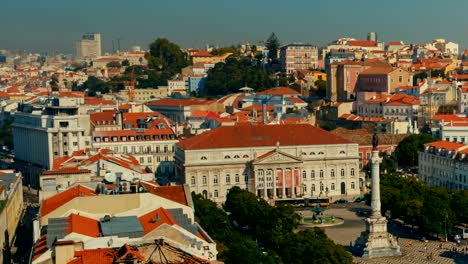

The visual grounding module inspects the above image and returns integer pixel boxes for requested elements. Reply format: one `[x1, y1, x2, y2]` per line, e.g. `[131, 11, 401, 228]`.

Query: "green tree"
[203, 56, 274, 96]
[0, 120, 13, 150]
[315, 79, 327, 98]
[146, 38, 188, 74]
[266, 32, 280, 59]
[395, 134, 436, 167]
[121, 59, 130, 67]
[106, 61, 121, 68]
[211, 46, 241, 57]
[77, 76, 111, 96]
[278, 229, 353, 264]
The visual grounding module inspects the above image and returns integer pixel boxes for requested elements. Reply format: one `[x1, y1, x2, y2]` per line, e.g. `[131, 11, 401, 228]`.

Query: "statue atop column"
[372, 133, 379, 150]
[359, 135, 401, 258]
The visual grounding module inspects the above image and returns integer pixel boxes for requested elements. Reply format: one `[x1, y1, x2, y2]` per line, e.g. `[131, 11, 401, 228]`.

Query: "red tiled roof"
[84, 97, 116, 106]
[68, 248, 115, 264]
[347, 40, 377, 47]
[147, 98, 210, 107]
[360, 66, 395, 75]
[0, 92, 9, 98]
[40, 185, 96, 216]
[67, 214, 100, 237]
[7, 86, 19, 93]
[93, 128, 175, 141]
[192, 51, 214, 57]
[453, 73, 468, 80]
[433, 114, 468, 122]
[58, 91, 85, 98]
[94, 57, 123, 62]
[385, 94, 420, 106]
[288, 97, 306, 104]
[425, 141, 465, 151]
[387, 41, 404, 46]
[241, 105, 274, 112]
[141, 183, 188, 206]
[178, 124, 353, 150]
[138, 207, 177, 234]
[90, 110, 117, 126]
[257, 87, 300, 95]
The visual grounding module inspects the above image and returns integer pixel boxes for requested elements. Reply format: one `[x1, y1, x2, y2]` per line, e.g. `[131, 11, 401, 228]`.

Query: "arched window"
[302, 171, 307, 179]
[351, 168, 355, 176]
[319, 170, 324, 178]
[311, 170, 315, 179]
[190, 176, 195, 185]
[242, 154, 249, 158]
[234, 155, 240, 158]
[339, 150, 346, 154]
[341, 169, 345, 177]
[351, 181, 355, 189]
[310, 152, 315, 155]
[331, 169, 335, 177]
[202, 176, 207, 185]
[302, 152, 307, 156]
[224, 155, 231, 159]
[213, 175, 218, 184]
[331, 183, 335, 190]
[226, 174, 231, 184]
[235, 174, 240, 183]
[201, 156, 207, 160]
[320, 182, 324, 191]
[318, 151, 324, 155]
[214, 190, 218, 198]
[303, 185, 307, 192]
[312, 184, 316, 192]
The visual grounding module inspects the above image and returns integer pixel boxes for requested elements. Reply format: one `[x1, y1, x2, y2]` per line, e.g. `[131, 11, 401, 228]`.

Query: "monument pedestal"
[360, 148, 401, 258]
[362, 217, 401, 258]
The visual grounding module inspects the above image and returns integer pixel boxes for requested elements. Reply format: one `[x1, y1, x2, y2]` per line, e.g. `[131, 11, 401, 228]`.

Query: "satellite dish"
[104, 172, 116, 183]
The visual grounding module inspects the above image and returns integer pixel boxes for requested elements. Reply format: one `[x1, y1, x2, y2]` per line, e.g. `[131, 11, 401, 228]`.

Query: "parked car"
[335, 198, 348, 204]
[355, 195, 365, 203]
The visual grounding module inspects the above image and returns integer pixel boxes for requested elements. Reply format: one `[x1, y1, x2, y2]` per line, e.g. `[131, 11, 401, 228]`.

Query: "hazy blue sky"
[2, 0, 468, 53]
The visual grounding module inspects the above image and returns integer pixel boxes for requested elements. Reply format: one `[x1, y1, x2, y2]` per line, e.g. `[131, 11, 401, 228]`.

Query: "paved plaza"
[298, 206, 468, 264]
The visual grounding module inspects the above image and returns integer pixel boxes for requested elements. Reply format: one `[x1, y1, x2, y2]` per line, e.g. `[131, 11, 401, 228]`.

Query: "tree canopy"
[203, 56, 274, 96]
[193, 187, 352, 264]
[379, 173, 468, 236]
[146, 38, 188, 75]
[266, 32, 280, 59]
[395, 134, 437, 167]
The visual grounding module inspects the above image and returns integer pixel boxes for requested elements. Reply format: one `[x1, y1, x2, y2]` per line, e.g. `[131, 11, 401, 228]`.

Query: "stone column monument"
[362, 134, 401, 258]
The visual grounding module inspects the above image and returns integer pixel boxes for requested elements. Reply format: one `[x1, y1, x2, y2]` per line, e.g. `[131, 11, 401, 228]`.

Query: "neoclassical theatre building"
[175, 124, 362, 203]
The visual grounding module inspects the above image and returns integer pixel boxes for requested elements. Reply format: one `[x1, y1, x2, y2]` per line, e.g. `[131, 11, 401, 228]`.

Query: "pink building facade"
[279, 44, 319, 74]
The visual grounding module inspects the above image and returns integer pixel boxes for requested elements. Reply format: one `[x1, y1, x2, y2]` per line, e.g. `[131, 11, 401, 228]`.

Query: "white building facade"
[175, 124, 362, 203]
[419, 141, 468, 190]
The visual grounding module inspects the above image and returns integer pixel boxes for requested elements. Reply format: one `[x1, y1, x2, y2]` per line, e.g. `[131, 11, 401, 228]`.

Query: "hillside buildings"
[175, 124, 362, 203]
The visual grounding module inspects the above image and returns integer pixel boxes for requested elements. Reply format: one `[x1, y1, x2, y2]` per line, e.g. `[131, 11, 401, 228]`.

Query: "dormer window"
[234, 155, 240, 158]
[201, 156, 207, 160]
[158, 124, 165, 129]
[224, 155, 231, 159]
[242, 154, 249, 158]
